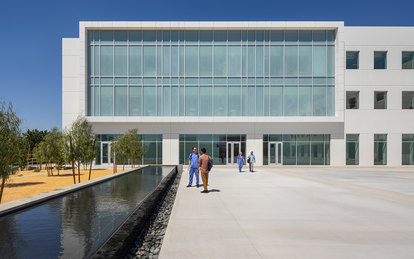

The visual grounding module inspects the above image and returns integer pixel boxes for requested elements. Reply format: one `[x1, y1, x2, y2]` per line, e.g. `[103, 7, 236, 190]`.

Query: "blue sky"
[1, 0, 413, 131]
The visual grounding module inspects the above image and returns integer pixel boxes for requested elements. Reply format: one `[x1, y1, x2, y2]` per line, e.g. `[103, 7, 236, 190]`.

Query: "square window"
[346, 51, 359, 69]
[374, 91, 387, 109]
[402, 91, 414, 109]
[374, 51, 387, 69]
[402, 51, 414, 69]
[346, 91, 359, 109]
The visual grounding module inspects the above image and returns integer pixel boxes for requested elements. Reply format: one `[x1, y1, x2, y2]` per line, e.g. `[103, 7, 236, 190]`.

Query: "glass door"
[269, 142, 283, 165]
[101, 142, 112, 165]
[227, 142, 241, 165]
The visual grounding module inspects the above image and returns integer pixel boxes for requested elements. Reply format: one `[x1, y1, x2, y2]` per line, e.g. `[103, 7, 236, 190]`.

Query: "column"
[162, 133, 179, 165]
[246, 134, 263, 166]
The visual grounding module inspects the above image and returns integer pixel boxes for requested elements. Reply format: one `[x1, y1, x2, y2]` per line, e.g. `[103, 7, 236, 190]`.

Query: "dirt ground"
[1, 168, 123, 204]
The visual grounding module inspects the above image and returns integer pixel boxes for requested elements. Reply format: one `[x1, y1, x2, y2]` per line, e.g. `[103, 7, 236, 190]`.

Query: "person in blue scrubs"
[237, 152, 245, 172]
[187, 147, 200, 188]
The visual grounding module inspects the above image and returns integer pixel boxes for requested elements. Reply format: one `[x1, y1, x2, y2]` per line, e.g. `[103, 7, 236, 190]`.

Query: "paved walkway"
[159, 167, 414, 259]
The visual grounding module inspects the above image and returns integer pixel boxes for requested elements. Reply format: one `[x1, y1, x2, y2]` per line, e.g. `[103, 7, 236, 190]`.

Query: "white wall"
[344, 27, 414, 166]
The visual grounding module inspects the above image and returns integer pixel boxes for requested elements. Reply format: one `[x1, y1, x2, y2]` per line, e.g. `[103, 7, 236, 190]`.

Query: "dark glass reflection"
[0, 166, 172, 258]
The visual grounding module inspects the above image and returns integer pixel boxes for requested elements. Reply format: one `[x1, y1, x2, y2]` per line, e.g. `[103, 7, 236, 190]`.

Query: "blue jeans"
[189, 167, 199, 185]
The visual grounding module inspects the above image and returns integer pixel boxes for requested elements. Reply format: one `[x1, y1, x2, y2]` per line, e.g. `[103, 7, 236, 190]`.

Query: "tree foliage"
[0, 100, 21, 203]
[116, 129, 146, 168]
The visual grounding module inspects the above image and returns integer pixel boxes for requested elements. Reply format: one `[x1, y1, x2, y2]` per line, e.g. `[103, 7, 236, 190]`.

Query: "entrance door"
[227, 142, 241, 165]
[101, 142, 112, 165]
[269, 142, 283, 165]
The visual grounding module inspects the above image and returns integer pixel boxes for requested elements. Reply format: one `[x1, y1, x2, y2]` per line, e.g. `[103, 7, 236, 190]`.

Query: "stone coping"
[0, 166, 148, 217]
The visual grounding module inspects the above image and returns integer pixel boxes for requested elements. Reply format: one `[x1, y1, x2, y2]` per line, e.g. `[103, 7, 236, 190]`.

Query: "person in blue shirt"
[248, 151, 256, 172]
[187, 147, 200, 188]
[237, 152, 244, 173]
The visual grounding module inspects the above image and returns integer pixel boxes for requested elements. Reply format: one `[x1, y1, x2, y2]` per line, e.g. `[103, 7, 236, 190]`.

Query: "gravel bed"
[127, 169, 182, 259]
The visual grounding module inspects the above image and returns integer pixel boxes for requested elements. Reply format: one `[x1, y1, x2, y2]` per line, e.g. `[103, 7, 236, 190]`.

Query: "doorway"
[101, 142, 112, 165]
[227, 142, 241, 165]
[269, 142, 283, 165]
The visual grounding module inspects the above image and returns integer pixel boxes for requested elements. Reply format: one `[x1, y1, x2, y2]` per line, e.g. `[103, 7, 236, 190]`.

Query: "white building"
[62, 21, 414, 166]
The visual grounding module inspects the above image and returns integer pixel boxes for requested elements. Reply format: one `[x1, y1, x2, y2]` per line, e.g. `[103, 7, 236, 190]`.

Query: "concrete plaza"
[159, 166, 414, 259]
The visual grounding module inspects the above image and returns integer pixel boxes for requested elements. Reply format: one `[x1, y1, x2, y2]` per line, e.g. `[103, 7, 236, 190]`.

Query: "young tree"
[67, 117, 95, 183]
[42, 127, 63, 176]
[0, 101, 21, 203]
[118, 129, 146, 168]
[22, 129, 48, 169]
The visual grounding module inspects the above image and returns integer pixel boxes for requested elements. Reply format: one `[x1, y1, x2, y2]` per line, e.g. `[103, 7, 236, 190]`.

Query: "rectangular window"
[129, 46, 142, 76]
[402, 91, 414, 109]
[228, 46, 241, 76]
[374, 91, 387, 109]
[115, 86, 127, 116]
[346, 91, 359, 109]
[269, 85, 283, 116]
[402, 51, 414, 69]
[199, 86, 212, 116]
[313, 86, 326, 116]
[199, 46, 212, 76]
[298, 86, 312, 116]
[100, 46, 113, 76]
[346, 51, 359, 69]
[285, 46, 298, 76]
[346, 134, 359, 165]
[143, 86, 156, 116]
[374, 51, 387, 69]
[214, 46, 226, 77]
[100, 86, 113, 116]
[143, 46, 156, 76]
[313, 46, 327, 76]
[270, 46, 283, 76]
[284, 86, 298, 116]
[214, 86, 226, 116]
[129, 86, 141, 116]
[374, 134, 387, 165]
[228, 86, 241, 116]
[402, 134, 414, 165]
[185, 46, 198, 76]
[114, 46, 127, 76]
[185, 86, 198, 116]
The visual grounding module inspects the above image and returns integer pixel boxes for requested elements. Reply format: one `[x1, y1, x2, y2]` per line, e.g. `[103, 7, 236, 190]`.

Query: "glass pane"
[248, 86, 255, 116]
[327, 86, 335, 116]
[284, 86, 298, 116]
[214, 46, 226, 76]
[346, 51, 359, 69]
[277, 143, 282, 164]
[228, 86, 241, 116]
[143, 46, 156, 76]
[327, 46, 335, 76]
[129, 46, 142, 76]
[100, 86, 113, 116]
[129, 86, 141, 116]
[143, 31, 156, 43]
[269, 143, 276, 164]
[374, 91, 387, 109]
[171, 46, 179, 76]
[101, 46, 113, 76]
[143, 86, 156, 116]
[299, 86, 312, 116]
[233, 143, 240, 164]
[402, 142, 414, 165]
[297, 142, 310, 165]
[214, 86, 226, 116]
[114, 46, 127, 76]
[163, 86, 171, 116]
[311, 142, 324, 165]
[285, 46, 298, 76]
[346, 91, 359, 109]
[402, 91, 414, 109]
[299, 46, 312, 76]
[163, 46, 170, 76]
[402, 51, 414, 69]
[256, 46, 264, 76]
[248, 46, 255, 77]
[228, 46, 241, 76]
[185, 86, 198, 116]
[283, 142, 296, 165]
[94, 86, 100, 116]
[374, 141, 387, 165]
[115, 86, 127, 116]
[199, 86, 212, 116]
[100, 31, 113, 44]
[227, 143, 232, 164]
[313, 46, 327, 76]
[374, 51, 387, 69]
[256, 86, 264, 116]
[102, 143, 109, 164]
[199, 46, 212, 76]
[270, 86, 283, 116]
[185, 46, 198, 76]
[313, 86, 326, 116]
[270, 46, 283, 76]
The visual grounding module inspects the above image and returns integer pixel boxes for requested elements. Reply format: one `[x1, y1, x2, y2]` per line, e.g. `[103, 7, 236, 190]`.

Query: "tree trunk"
[131, 157, 134, 168]
[49, 160, 53, 176]
[123, 158, 125, 171]
[57, 162, 60, 176]
[0, 177, 5, 204]
[78, 163, 81, 183]
[69, 136, 76, 184]
[88, 139, 96, 180]
[26, 144, 30, 170]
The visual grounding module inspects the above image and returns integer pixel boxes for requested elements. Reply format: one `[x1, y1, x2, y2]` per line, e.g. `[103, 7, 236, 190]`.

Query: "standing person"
[187, 147, 200, 188]
[237, 152, 244, 173]
[248, 151, 256, 172]
[198, 148, 210, 193]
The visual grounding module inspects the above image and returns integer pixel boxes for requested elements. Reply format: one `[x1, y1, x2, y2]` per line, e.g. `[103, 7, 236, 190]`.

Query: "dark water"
[0, 166, 174, 259]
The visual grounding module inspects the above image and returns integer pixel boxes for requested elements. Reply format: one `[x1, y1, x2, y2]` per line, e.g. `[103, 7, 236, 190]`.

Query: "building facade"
[62, 22, 414, 166]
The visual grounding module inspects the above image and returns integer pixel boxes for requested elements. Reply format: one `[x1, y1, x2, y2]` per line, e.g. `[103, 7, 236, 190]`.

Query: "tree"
[67, 117, 95, 183]
[42, 127, 64, 176]
[22, 129, 48, 169]
[117, 129, 146, 168]
[0, 101, 21, 203]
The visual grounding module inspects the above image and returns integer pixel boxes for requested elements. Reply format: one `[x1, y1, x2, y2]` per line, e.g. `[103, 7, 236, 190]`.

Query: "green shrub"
[33, 168, 40, 172]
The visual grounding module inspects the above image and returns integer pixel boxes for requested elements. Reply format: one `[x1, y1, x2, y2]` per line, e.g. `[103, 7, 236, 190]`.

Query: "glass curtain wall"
[87, 30, 335, 117]
[95, 134, 162, 165]
[402, 134, 414, 165]
[179, 134, 246, 165]
[263, 134, 330, 165]
[374, 134, 387, 165]
[346, 134, 359, 165]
